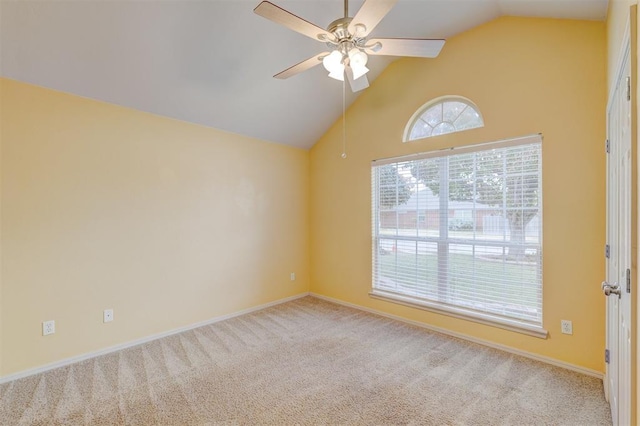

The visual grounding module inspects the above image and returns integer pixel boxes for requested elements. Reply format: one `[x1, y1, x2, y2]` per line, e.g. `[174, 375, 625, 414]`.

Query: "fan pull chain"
[341, 78, 347, 159]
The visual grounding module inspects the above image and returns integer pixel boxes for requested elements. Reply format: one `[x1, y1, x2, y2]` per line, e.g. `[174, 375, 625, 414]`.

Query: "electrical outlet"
[290, 272, 296, 281]
[561, 320, 573, 335]
[42, 320, 55, 336]
[103, 309, 114, 323]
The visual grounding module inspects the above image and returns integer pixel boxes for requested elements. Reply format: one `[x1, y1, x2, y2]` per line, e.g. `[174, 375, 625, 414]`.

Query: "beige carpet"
[0, 296, 611, 425]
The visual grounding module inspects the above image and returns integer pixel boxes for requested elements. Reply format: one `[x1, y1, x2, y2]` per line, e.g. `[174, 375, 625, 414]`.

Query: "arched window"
[404, 96, 484, 142]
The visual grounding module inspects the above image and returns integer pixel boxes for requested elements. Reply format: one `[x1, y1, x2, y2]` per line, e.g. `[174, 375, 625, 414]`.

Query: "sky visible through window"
[408, 99, 484, 141]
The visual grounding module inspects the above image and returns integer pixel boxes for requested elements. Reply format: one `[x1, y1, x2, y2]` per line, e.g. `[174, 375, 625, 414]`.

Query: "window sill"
[369, 289, 548, 339]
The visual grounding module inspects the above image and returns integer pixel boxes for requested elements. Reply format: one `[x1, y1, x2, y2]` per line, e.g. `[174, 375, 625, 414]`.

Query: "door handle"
[602, 281, 622, 297]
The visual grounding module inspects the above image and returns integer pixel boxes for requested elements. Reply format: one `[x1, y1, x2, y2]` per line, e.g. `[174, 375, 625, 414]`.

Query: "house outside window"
[371, 135, 544, 337]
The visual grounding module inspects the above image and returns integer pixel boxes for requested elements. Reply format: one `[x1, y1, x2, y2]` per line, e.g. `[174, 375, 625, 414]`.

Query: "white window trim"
[375, 134, 540, 166]
[372, 134, 546, 339]
[369, 289, 548, 339]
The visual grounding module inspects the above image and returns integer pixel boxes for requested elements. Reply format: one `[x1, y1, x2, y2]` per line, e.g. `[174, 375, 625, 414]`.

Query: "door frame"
[606, 5, 637, 424]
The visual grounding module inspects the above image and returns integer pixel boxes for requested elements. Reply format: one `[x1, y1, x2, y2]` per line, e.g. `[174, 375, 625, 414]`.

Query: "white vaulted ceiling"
[1, 0, 608, 149]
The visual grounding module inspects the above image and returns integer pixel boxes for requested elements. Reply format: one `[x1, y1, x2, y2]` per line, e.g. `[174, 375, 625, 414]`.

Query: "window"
[404, 96, 484, 141]
[371, 135, 544, 337]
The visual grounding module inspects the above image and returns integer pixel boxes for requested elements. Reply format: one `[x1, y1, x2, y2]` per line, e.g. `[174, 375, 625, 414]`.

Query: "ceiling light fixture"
[322, 50, 345, 81]
[322, 43, 369, 82]
[348, 49, 368, 80]
[254, 0, 446, 93]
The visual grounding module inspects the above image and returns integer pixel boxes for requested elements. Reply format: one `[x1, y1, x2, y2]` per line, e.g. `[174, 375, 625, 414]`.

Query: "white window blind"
[371, 135, 543, 332]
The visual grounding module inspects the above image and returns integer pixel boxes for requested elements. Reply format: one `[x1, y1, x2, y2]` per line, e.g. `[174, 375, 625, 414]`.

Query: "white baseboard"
[310, 292, 604, 380]
[0, 292, 310, 384]
[3, 291, 603, 384]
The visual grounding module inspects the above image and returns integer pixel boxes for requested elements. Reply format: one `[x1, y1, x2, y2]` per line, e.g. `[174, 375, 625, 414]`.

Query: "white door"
[604, 35, 632, 426]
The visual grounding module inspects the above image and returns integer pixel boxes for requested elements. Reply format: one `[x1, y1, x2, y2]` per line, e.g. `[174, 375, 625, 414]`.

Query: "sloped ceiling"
[1, 0, 608, 149]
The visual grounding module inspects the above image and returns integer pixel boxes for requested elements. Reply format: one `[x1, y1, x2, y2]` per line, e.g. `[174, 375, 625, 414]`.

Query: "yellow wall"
[0, 15, 609, 379]
[0, 78, 310, 376]
[310, 16, 606, 371]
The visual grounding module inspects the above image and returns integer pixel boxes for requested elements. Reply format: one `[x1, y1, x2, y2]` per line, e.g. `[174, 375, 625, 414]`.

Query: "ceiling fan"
[254, 0, 445, 92]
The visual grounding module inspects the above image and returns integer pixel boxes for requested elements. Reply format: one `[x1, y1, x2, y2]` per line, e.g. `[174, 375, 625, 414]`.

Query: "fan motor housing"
[327, 17, 352, 41]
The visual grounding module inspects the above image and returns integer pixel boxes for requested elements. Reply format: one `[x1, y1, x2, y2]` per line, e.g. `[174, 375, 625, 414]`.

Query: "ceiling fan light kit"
[348, 49, 369, 80]
[321, 43, 368, 81]
[323, 50, 346, 81]
[254, 0, 446, 92]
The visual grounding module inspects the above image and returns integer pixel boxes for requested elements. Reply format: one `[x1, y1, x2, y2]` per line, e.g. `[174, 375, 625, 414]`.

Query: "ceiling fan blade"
[366, 38, 446, 58]
[254, 1, 334, 42]
[348, 0, 398, 37]
[274, 52, 329, 79]
[345, 66, 370, 92]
